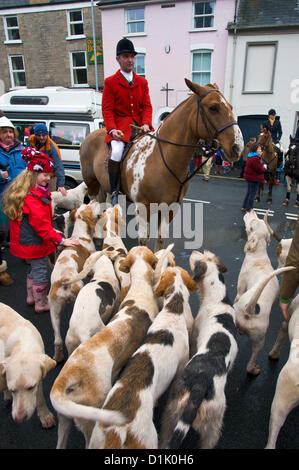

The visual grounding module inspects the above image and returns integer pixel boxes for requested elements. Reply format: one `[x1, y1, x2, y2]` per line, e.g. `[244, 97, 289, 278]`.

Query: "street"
[0, 170, 298, 450]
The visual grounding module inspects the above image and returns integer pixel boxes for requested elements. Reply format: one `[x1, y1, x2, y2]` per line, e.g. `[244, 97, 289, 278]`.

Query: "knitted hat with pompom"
[22, 147, 54, 173]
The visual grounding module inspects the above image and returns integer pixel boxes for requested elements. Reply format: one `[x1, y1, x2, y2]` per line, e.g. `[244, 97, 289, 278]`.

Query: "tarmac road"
[0, 169, 298, 450]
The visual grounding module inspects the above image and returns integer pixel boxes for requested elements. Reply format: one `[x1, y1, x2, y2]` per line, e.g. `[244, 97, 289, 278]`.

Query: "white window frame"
[3, 15, 22, 43]
[193, 1, 215, 29]
[66, 9, 85, 40]
[242, 41, 278, 94]
[8, 54, 26, 89]
[134, 52, 146, 78]
[125, 7, 145, 35]
[69, 50, 88, 87]
[191, 47, 213, 86]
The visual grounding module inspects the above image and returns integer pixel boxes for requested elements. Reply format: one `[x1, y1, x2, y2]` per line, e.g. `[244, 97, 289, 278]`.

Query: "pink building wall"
[100, 0, 235, 125]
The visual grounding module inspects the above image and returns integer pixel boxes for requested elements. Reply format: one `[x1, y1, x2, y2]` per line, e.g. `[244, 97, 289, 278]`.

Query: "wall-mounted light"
[165, 45, 171, 54]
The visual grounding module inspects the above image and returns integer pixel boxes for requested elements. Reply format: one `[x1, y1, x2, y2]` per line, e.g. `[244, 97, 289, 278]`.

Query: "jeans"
[29, 256, 50, 284]
[242, 181, 258, 211]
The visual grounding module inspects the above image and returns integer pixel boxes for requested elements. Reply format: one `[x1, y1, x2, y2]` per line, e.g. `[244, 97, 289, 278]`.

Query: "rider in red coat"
[102, 38, 153, 205]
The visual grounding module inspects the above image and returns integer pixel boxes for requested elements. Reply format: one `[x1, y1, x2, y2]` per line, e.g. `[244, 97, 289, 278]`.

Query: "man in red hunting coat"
[102, 38, 153, 205]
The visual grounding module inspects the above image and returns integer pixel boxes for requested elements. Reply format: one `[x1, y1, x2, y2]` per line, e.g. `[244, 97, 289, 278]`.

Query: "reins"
[130, 88, 237, 202]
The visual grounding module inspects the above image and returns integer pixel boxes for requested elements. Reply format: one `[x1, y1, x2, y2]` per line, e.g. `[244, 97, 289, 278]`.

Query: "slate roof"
[228, 0, 299, 30]
[0, 0, 83, 8]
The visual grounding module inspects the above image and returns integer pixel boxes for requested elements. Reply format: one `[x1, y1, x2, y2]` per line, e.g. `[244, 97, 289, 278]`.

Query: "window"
[50, 122, 89, 148]
[134, 54, 145, 77]
[192, 51, 212, 86]
[68, 10, 84, 36]
[4, 16, 20, 41]
[10, 96, 48, 105]
[11, 121, 44, 144]
[70, 51, 88, 86]
[243, 42, 278, 94]
[193, 1, 215, 28]
[8, 55, 26, 88]
[126, 8, 145, 34]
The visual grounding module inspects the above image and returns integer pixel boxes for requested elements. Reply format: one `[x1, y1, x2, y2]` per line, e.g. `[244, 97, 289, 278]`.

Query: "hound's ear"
[149, 253, 158, 270]
[244, 234, 259, 253]
[70, 208, 77, 222]
[40, 355, 56, 379]
[0, 361, 7, 392]
[180, 268, 198, 292]
[216, 259, 227, 273]
[119, 253, 133, 273]
[154, 271, 172, 298]
[192, 261, 207, 282]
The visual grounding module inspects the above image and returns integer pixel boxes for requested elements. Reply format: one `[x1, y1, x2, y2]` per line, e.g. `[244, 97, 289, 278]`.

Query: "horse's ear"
[212, 82, 219, 90]
[260, 124, 264, 131]
[185, 78, 205, 96]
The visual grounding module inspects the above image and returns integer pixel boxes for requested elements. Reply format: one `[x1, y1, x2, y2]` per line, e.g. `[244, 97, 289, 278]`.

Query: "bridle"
[133, 88, 238, 202]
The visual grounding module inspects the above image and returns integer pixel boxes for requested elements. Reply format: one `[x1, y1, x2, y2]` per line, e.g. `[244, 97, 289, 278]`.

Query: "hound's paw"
[40, 412, 56, 429]
[247, 364, 261, 376]
[268, 349, 280, 360]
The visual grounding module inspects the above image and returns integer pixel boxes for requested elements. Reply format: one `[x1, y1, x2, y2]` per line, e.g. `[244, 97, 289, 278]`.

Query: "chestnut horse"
[257, 126, 281, 203]
[80, 79, 244, 249]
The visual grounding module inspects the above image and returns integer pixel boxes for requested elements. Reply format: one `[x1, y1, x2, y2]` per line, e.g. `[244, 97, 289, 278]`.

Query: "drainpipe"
[229, 0, 239, 103]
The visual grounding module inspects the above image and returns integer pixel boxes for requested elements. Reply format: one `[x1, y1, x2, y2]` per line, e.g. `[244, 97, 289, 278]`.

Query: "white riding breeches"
[110, 140, 125, 162]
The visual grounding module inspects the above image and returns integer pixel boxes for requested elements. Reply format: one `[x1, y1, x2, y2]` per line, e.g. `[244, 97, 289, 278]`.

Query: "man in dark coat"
[263, 109, 282, 144]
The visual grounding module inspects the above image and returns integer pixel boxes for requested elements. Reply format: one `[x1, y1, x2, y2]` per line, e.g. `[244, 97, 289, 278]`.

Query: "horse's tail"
[169, 380, 211, 449]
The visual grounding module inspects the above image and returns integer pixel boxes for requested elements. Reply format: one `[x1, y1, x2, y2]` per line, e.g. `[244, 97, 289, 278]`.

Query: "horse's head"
[185, 79, 244, 162]
[258, 126, 272, 150]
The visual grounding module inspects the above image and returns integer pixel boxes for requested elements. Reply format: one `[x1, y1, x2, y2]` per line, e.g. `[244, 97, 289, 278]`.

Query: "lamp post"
[91, 0, 98, 91]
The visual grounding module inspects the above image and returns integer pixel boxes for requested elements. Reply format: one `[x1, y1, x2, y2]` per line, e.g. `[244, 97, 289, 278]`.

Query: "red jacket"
[102, 70, 153, 143]
[10, 186, 63, 259]
[244, 153, 266, 183]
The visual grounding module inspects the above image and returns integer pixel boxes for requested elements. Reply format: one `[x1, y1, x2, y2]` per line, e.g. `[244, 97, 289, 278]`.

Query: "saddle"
[105, 127, 143, 171]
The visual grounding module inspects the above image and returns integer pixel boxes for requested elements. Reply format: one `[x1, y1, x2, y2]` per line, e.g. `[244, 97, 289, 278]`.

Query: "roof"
[228, 0, 299, 30]
[0, 0, 83, 9]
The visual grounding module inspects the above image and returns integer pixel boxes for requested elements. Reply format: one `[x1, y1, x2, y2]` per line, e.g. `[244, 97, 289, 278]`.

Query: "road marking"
[253, 208, 274, 217]
[183, 198, 210, 204]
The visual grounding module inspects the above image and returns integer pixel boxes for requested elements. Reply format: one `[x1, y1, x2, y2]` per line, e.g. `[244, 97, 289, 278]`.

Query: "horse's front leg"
[154, 222, 165, 252]
[136, 203, 150, 246]
[267, 176, 274, 204]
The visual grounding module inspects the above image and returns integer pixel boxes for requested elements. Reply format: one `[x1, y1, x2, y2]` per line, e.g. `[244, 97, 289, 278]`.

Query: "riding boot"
[293, 194, 299, 208]
[282, 192, 290, 206]
[32, 282, 50, 313]
[108, 159, 121, 206]
[26, 275, 35, 306]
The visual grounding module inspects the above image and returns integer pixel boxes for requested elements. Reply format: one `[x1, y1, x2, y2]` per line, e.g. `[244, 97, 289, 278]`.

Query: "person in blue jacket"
[0, 115, 26, 284]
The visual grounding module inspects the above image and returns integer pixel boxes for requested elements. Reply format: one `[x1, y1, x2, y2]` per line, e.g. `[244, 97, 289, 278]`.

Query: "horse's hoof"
[282, 199, 289, 206]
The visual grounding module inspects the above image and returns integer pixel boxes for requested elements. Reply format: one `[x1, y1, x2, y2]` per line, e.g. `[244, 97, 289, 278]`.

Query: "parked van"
[0, 87, 104, 188]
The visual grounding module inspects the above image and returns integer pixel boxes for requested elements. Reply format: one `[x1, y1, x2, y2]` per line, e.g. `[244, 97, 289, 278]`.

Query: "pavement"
[0, 169, 298, 451]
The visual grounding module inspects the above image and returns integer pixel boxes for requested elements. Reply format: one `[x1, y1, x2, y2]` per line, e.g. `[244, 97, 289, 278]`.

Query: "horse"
[80, 79, 244, 250]
[256, 126, 282, 203]
[282, 135, 299, 207]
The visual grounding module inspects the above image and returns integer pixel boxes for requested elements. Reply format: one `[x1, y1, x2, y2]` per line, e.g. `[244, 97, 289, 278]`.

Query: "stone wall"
[0, 6, 104, 92]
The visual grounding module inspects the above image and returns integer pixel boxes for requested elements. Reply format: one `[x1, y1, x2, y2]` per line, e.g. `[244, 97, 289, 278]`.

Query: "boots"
[294, 194, 299, 208]
[282, 192, 290, 206]
[26, 276, 35, 306]
[108, 159, 121, 206]
[32, 282, 50, 313]
[0, 260, 13, 286]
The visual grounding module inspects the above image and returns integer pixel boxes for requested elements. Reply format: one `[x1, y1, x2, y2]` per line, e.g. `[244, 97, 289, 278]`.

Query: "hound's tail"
[50, 386, 126, 427]
[169, 379, 211, 449]
[61, 251, 105, 286]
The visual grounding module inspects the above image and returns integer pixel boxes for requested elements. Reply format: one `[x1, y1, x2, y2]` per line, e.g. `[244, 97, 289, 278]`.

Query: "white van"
[0, 87, 104, 188]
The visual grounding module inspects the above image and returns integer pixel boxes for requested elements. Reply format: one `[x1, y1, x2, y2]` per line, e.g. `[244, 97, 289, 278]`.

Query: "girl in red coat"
[3, 148, 79, 313]
[242, 143, 266, 212]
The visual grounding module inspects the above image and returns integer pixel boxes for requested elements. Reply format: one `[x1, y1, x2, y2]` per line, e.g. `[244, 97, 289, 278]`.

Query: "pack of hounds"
[0, 183, 298, 449]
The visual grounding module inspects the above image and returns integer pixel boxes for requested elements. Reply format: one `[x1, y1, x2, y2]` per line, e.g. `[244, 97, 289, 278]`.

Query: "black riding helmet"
[116, 38, 137, 56]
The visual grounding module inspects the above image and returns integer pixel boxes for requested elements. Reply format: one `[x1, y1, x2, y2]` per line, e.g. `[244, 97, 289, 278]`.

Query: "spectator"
[279, 218, 299, 322]
[3, 148, 80, 312]
[214, 150, 222, 175]
[0, 115, 26, 285]
[239, 137, 256, 178]
[27, 123, 67, 195]
[241, 142, 266, 212]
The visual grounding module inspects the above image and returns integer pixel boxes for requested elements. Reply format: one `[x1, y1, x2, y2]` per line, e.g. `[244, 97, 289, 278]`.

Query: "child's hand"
[63, 237, 81, 247]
